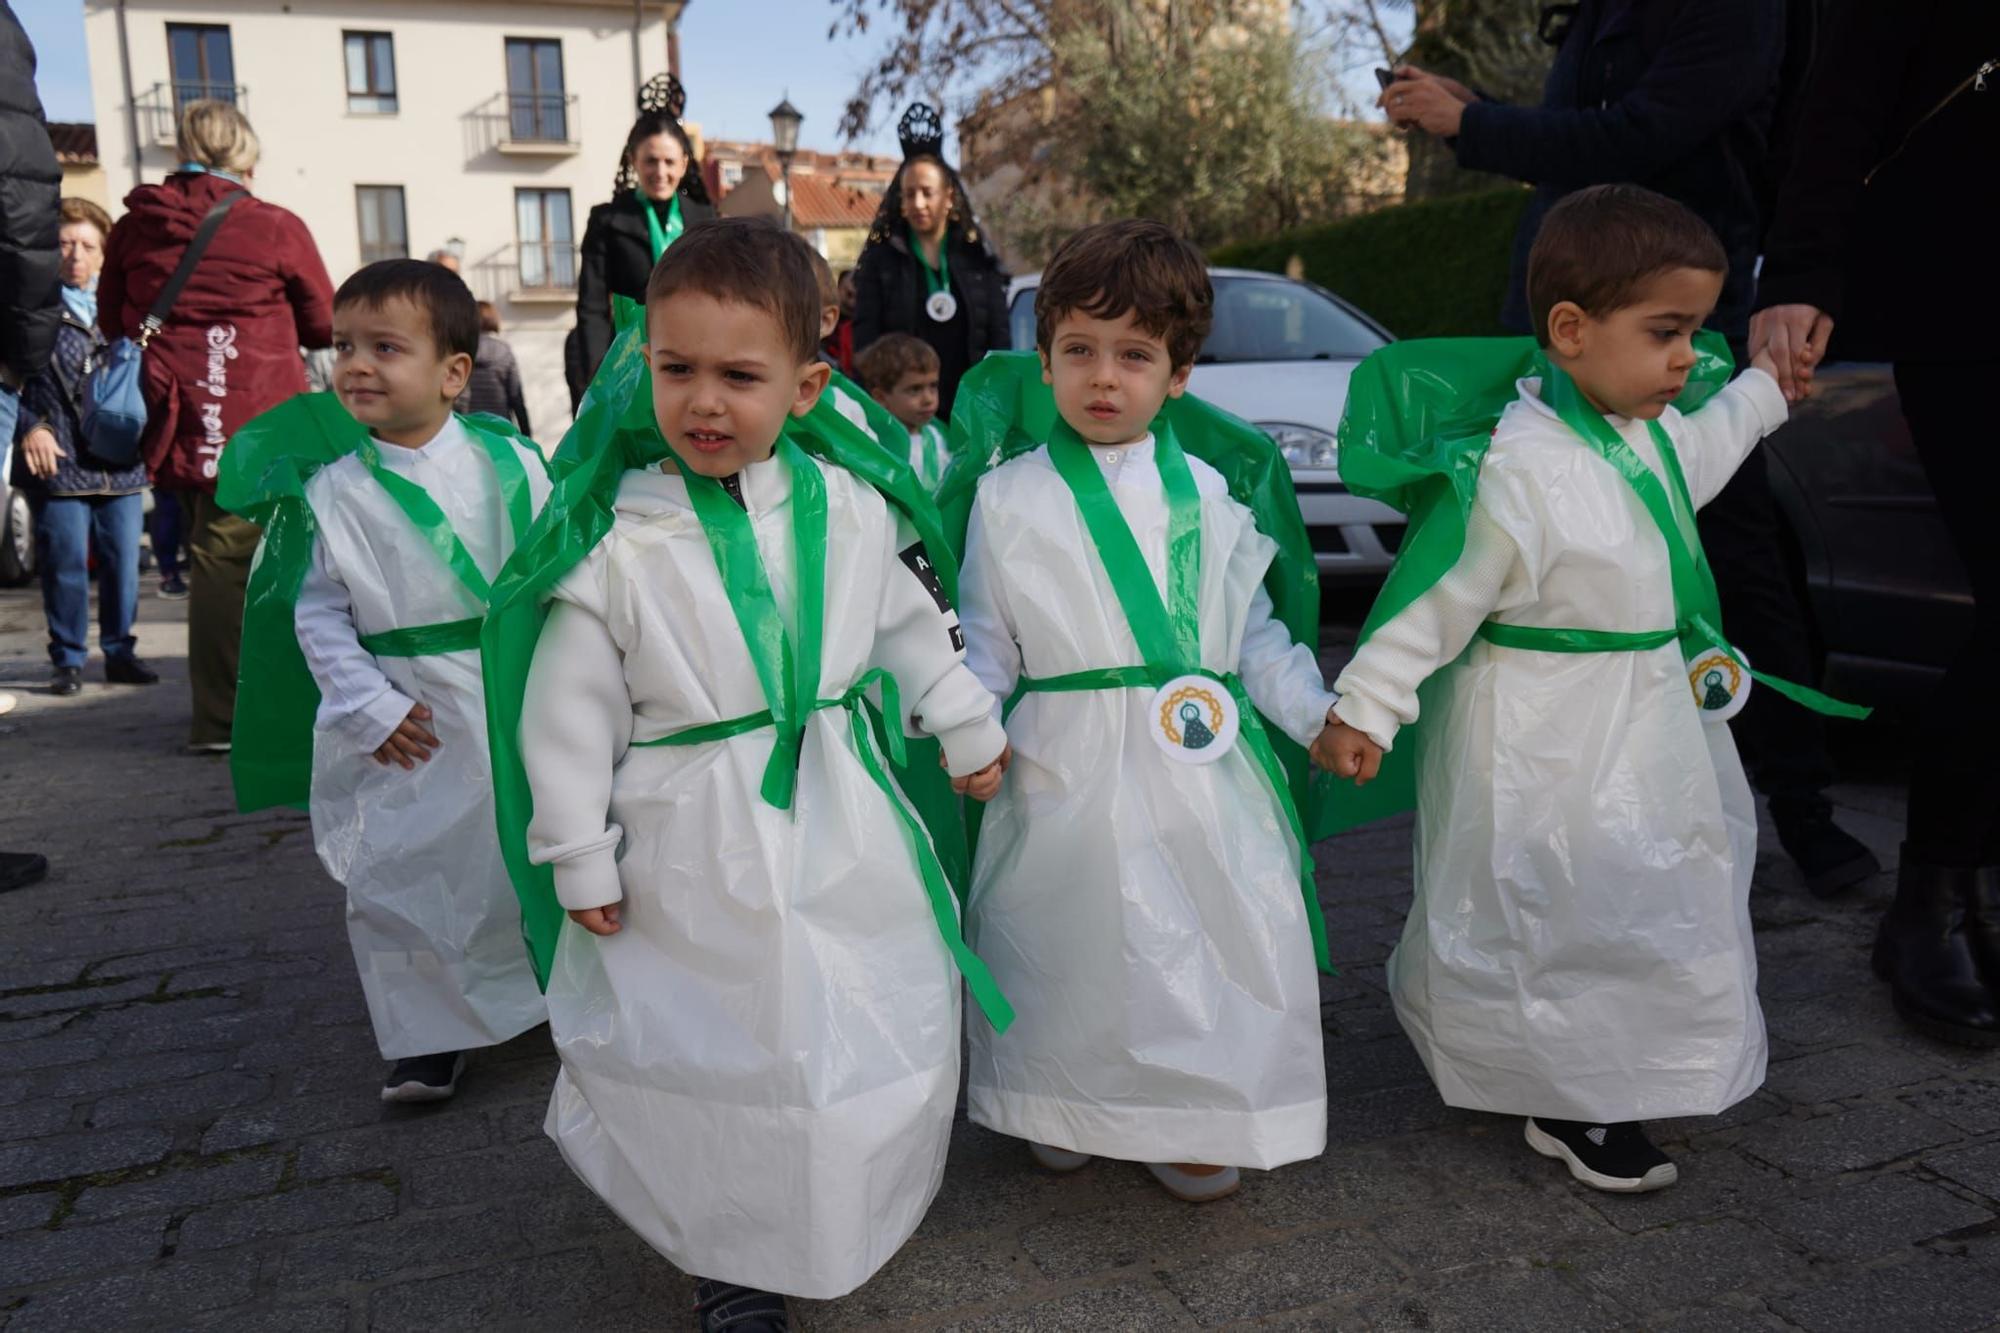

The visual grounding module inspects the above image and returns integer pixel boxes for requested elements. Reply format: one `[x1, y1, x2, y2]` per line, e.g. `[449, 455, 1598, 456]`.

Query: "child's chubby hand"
[372, 702, 440, 769]
[1311, 711, 1384, 785]
[568, 903, 623, 936]
[947, 743, 1013, 802]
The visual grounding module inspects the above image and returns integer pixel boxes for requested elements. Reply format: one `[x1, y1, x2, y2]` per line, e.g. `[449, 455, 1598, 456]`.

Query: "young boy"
[959, 220, 1342, 1202]
[295, 260, 552, 1100]
[516, 219, 1009, 1322]
[1322, 185, 1790, 1192]
[856, 333, 950, 493]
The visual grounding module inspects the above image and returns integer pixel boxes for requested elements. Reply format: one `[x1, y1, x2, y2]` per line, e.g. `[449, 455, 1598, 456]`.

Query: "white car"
[1005, 267, 1405, 582]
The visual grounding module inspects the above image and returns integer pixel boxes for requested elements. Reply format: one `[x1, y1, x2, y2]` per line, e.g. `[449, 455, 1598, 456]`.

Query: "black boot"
[1772, 796, 1881, 899]
[692, 1279, 788, 1332]
[1871, 847, 2000, 1047]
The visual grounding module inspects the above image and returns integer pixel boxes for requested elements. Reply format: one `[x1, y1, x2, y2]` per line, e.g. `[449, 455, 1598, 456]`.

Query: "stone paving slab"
[4, 585, 1999, 1331]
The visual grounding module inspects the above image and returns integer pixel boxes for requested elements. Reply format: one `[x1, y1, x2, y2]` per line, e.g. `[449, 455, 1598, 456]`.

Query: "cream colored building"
[82, 0, 692, 434]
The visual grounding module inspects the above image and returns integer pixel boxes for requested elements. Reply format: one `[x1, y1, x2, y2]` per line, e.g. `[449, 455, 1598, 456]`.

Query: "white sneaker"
[0, 691, 15, 717]
[1146, 1162, 1241, 1202]
[1028, 1141, 1092, 1173]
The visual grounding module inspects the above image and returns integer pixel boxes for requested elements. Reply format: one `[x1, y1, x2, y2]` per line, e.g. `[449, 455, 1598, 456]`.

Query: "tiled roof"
[48, 122, 97, 165]
[786, 174, 881, 229]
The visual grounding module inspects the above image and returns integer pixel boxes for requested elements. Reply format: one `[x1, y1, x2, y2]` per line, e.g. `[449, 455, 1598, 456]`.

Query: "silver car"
[1005, 267, 1403, 583]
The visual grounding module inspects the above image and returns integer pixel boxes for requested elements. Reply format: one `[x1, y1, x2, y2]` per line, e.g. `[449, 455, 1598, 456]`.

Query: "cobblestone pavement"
[2, 583, 1998, 1332]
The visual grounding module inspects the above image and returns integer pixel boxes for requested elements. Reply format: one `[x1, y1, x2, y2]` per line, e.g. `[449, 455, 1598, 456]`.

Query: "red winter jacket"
[97, 172, 334, 492]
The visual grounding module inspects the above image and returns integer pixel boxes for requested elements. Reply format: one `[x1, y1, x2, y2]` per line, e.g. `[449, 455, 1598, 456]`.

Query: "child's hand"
[568, 903, 623, 936]
[372, 703, 440, 769]
[1311, 715, 1383, 785]
[951, 743, 1013, 802]
[1748, 342, 1795, 396]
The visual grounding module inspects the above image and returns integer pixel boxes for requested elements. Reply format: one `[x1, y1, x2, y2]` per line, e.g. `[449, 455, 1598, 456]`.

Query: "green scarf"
[640, 191, 684, 261]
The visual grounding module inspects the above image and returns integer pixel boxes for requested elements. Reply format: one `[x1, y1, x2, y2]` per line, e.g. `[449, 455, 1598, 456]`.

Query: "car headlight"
[1259, 422, 1339, 470]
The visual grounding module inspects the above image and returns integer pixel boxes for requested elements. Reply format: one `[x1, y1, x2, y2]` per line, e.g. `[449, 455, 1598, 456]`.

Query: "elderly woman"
[11, 198, 152, 696]
[98, 99, 333, 751]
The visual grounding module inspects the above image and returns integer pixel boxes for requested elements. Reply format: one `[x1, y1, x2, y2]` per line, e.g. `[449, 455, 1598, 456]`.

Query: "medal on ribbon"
[1687, 645, 1751, 723]
[1150, 673, 1240, 763]
[911, 226, 957, 323]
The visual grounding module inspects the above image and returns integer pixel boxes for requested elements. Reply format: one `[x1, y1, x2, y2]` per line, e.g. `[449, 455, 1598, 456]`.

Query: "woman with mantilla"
[572, 73, 716, 388]
[852, 103, 1009, 420]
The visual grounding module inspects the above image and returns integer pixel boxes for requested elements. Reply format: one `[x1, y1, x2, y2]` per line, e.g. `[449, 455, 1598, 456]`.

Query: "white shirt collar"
[370, 415, 467, 465]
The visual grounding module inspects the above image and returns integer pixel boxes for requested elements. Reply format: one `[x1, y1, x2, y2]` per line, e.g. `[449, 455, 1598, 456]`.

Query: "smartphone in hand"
[1375, 68, 1397, 90]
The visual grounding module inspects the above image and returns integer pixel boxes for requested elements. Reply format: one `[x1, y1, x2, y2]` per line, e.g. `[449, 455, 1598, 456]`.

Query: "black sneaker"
[0, 852, 49, 895]
[105, 654, 160, 686]
[693, 1279, 789, 1332]
[1773, 799, 1881, 899]
[158, 574, 188, 601]
[380, 1051, 466, 1103]
[1525, 1118, 1678, 1193]
[50, 666, 82, 697]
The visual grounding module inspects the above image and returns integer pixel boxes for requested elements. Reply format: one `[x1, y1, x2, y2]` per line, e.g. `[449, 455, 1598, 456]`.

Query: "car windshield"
[1009, 274, 1383, 365]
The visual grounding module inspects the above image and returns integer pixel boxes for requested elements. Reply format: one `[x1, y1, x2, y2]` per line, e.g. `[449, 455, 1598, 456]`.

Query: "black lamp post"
[768, 96, 803, 231]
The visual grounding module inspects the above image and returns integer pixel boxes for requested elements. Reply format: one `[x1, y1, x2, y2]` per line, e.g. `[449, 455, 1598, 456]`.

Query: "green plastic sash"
[356, 424, 533, 608]
[641, 191, 684, 261]
[910, 225, 950, 300]
[1530, 368, 1869, 720]
[359, 617, 484, 657]
[670, 436, 826, 810]
[1022, 421, 1332, 973]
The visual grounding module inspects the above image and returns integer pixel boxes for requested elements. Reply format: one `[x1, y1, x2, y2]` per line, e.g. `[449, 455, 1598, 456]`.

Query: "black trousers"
[1895, 361, 1999, 867]
[1698, 442, 1836, 808]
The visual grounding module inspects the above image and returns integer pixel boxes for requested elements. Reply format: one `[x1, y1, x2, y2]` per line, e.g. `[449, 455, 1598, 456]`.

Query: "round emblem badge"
[1149, 674, 1240, 765]
[925, 290, 959, 323]
[1687, 645, 1751, 723]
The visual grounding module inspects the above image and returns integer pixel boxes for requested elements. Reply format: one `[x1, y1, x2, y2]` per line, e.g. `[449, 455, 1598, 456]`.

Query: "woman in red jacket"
[98, 100, 334, 752]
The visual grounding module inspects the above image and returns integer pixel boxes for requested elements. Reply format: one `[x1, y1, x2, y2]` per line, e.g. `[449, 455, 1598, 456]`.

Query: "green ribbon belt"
[633, 668, 1015, 1033]
[641, 190, 684, 261]
[1038, 418, 1332, 973]
[1476, 370, 1870, 722]
[909, 224, 950, 300]
[351, 420, 534, 657]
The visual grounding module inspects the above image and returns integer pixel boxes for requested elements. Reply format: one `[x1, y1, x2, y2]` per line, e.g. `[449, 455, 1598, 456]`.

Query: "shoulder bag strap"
[138, 191, 247, 349]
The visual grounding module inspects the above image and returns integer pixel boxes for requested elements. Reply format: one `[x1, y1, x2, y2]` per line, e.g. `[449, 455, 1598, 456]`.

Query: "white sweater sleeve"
[957, 495, 1020, 717]
[1331, 499, 1524, 752]
[873, 511, 1008, 776]
[295, 533, 416, 754]
[1237, 584, 1340, 749]
[1675, 367, 1789, 509]
[522, 599, 633, 912]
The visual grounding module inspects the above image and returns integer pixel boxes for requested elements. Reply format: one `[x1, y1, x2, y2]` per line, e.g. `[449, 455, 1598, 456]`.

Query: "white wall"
[83, 0, 678, 437]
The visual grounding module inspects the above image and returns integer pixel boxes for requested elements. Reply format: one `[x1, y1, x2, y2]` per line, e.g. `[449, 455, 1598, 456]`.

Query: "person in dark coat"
[1753, 4, 2000, 1045]
[12, 197, 156, 696]
[851, 104, 1009, 421]
[97, 98, 335, 751]
[574, 73, 715, 386]
[0, 0, 58, 896]
[1379, 0, 1878, 896]
[456, 301, 531, 434]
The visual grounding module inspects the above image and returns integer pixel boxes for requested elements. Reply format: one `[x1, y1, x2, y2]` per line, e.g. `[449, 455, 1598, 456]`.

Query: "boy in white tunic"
[515, 219, 1011, 1325]
[1322, 186, 1797, 1192]
[294, 261, 552, 1101]
[856, 333, 950, 493]
[959, 221, 1346, 1203]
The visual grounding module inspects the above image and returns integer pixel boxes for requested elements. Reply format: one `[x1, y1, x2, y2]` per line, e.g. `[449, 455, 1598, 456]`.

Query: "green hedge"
[1212, 188, 1531, 339]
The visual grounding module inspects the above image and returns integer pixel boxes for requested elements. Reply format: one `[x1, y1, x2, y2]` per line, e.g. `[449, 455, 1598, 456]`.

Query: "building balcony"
[134, 82, 248, 147]
[463, 92, 581, 159]
[469, 243, 580, 307]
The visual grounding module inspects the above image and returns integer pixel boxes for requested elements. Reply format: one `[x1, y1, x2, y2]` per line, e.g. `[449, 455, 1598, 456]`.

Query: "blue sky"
[13, 0, 932, 157]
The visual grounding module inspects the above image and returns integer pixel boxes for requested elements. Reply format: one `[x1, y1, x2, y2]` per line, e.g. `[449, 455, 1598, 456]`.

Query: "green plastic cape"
[1327, 331, 1734, 831]
[936, 350, 1333, 851]
[217, 392, 541, 813]
[485, 297, 973, 986]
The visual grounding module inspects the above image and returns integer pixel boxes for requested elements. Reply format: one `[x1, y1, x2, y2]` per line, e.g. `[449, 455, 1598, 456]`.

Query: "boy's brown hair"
[1525, 184, 1727, 347]
[645, 217, 821, 363]
[1035, 220, 1213, 369]
[854, 333, 939, 395]
[333, 259, 480, 360]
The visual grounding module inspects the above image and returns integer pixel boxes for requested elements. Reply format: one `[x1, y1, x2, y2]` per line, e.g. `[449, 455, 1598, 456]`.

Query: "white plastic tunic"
[518, 455, 1005, 1299]
[1333, 371, 1788, 1123]
[960, 436, 1336, 1169]
[296, 417, 552, 1060]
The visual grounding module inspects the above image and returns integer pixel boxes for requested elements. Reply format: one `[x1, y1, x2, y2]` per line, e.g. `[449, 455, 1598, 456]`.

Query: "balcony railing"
[463, 91, 580, 158]
[135, 81, 248, 147]
[469, 244, 581, 305]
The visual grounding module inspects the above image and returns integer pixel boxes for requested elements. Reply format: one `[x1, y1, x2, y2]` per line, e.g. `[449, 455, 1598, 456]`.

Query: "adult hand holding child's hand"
[372, 702, 440, 769]
[951, 743, 1013, 802]
[1311, 714, 1383, 786]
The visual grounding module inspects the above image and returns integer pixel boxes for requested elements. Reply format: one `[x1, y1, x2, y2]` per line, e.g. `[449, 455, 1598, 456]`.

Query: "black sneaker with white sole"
[381, 1051, 466, 1103]
[693, 1279, 789, 1332]
[1525, 1117, 1678, 1193]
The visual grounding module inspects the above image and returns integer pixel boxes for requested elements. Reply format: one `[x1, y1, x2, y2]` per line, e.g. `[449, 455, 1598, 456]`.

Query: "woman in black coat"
[851, 105, 1008, 420]
[573, 75, 715, 389]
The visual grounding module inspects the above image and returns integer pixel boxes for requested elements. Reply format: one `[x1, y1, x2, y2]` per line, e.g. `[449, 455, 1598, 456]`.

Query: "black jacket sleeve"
[982, 258, 1010, 355]
[1753, 2, 1927, 319]
[1454, 0, 1781, 185]
[0, 4, 61, 386]
[574, 205, 616, 384]
[851, 242, 891, 357]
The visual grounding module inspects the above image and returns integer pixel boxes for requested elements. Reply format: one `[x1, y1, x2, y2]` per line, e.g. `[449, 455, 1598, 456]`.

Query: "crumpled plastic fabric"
[484, 296, 974, 987]
[1326, 330, 1732, 833]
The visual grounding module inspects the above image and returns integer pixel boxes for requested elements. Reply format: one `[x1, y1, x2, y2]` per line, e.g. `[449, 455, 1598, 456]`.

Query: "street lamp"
[768, 95, 803, 232]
